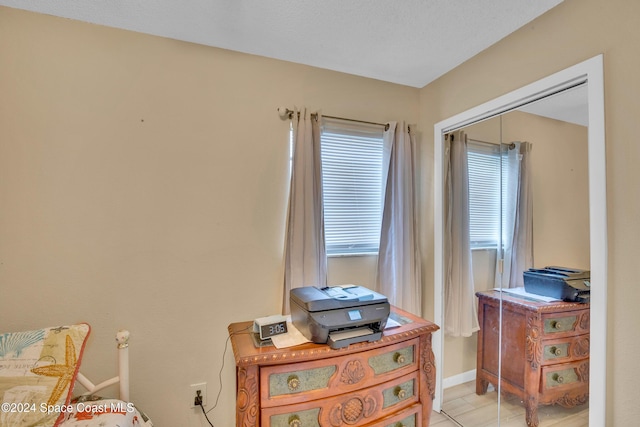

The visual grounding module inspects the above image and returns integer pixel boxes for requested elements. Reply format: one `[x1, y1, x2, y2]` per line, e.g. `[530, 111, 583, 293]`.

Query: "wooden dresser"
[476, 290, 590, 427]
[228, 306, 439, 427]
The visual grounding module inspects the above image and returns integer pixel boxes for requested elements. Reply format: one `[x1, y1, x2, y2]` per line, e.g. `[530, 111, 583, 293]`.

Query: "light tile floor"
[430, 381, 589, 426]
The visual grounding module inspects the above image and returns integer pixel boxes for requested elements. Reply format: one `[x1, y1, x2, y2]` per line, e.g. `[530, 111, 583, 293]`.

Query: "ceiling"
[0, 0, 564, 88]
[518, 84, 588, 127]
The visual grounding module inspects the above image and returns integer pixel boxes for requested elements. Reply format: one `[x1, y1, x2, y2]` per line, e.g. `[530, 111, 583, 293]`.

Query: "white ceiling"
[0, 0, 564, 88]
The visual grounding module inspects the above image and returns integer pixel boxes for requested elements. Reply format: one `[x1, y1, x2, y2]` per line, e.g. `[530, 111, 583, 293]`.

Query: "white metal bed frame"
[74, 330, 130, 402]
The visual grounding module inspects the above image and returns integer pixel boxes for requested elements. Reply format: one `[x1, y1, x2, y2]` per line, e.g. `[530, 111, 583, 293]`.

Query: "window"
[467, 141, 502, 249]
[320, 118, 385, 256]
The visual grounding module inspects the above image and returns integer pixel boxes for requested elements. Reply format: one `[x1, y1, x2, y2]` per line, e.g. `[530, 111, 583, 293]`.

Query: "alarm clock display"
[253, 315, 289, 340]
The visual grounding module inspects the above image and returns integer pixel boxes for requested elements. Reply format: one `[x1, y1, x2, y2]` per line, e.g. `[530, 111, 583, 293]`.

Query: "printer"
[523, 266, 590, 302]
[290, 285, 390, 349]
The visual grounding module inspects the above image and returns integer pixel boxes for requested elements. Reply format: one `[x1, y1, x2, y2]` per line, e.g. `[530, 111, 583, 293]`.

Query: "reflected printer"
[523, 266, 590, 302]
[290, 285, 390, 349]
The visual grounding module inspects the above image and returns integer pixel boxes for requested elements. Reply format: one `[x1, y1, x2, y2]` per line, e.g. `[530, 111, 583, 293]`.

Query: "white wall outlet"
[190, 382, 207, 408]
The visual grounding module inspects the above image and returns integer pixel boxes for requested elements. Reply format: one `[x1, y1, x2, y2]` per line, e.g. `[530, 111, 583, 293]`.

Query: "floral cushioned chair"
[0, 324, 152, 427]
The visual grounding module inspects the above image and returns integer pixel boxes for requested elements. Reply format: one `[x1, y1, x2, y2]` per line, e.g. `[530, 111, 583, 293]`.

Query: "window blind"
[467, 141, 502, 248]
[320, 118, 385, 255]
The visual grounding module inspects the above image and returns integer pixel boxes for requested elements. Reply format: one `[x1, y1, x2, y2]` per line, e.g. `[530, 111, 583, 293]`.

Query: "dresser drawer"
[541, 309, 589, 338]
[540, 360, 589, 391]
[369, 403, 422, 427]
[262, 372, 419, 427]
[261, 338, 419, 407]
[541, 335, 590, 365]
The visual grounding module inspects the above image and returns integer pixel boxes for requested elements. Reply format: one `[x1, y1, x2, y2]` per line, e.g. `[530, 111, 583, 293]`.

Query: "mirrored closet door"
[437, 82, 594, 426]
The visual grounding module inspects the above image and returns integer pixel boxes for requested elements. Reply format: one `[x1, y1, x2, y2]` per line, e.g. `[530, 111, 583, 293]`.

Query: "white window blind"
[467, 141, 502, 249]
[320, 118, 385, 256]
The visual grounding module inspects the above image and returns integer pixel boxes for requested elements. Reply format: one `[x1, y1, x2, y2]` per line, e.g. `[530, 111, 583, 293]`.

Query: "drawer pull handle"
[288, 415, 301, 427]
[287, 375, 300, 391]
[550, 346, 562, 356]
[394, 353, 406, 364]
[394, 386, 407, 399]
[394, 424, 406, 427]
[550, 320, 561, 330]
[552, 373, 564, 383]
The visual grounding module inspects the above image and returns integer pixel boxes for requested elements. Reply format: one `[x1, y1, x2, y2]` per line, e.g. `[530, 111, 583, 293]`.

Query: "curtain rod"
[313, 113, 389, 130]
[447, 133, 516, 150]
[278, 107, 391, 131]
[469, 138, 517, 150]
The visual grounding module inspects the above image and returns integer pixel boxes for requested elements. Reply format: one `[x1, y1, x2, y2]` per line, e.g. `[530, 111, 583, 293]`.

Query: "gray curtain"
[495, 141, 534, 288]
[444, 130, 479, 337]
[282, 108, 327, 314]
[377, 121, 422, 316]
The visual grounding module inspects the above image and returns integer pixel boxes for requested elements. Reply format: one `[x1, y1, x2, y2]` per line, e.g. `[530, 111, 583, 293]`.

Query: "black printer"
[290, 285, 390, 349]
[523, 266, 590, 302]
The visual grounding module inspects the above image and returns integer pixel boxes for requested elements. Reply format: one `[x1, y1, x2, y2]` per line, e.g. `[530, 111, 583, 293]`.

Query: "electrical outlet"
[190, 382, 207, 408]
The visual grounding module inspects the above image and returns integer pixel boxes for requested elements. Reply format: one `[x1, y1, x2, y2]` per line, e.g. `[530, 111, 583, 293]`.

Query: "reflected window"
[467, 141, 501, 249]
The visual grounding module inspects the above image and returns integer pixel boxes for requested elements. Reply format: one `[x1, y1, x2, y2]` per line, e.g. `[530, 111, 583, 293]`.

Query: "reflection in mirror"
[440, 116, 502, 425]
[440, 84, 590, 426]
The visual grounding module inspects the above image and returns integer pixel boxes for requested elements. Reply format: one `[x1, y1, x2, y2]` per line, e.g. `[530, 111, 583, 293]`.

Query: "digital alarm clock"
[253, 314, 288, 340]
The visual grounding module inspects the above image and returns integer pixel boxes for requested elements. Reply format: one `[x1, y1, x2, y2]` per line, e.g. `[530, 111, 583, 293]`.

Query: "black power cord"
[197, 399, 215, 427]
[197, 325, 253, 427]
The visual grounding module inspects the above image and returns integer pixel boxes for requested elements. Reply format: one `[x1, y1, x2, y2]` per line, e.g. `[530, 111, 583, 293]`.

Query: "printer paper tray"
[328, 327, 381, 349]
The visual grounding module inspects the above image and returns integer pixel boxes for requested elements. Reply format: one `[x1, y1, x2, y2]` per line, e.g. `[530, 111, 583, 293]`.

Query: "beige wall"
[504, 111, 590, 269]
[419, 0, 640, 424]
[0, 7, 417, 426]
[3, 0, 639, 424]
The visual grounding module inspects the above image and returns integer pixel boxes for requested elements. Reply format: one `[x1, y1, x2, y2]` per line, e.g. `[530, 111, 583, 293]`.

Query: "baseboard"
[442, 369, 476, 389]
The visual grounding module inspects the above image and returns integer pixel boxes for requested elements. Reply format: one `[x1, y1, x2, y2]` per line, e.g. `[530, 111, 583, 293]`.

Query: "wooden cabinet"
[476, 290, 590, 427]
[229, 306, 439, 427]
